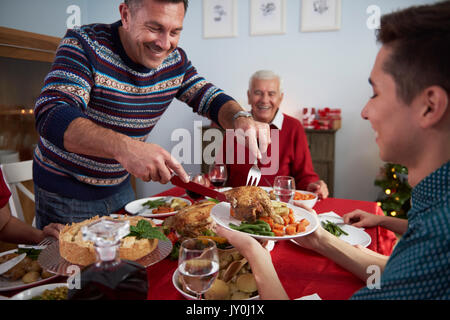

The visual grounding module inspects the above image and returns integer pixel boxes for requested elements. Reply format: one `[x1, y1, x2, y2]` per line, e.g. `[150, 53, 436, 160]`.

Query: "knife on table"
[0, 253, 26, 276]
[171, 175, 228, 203]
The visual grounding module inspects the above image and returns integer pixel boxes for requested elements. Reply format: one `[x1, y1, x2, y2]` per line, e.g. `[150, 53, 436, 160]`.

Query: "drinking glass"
[273, 176, 296, 204]
[208, 164, 227, 189]
[177, 238, 219, 300]
[185, 173, 210, 201]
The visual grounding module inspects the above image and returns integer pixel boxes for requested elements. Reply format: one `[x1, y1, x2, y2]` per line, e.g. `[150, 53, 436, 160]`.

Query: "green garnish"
[321, 220, 349, 237]
[17, 248, 41, 260]
[127, 220, 169, 241]
[141, 198, 167, 209]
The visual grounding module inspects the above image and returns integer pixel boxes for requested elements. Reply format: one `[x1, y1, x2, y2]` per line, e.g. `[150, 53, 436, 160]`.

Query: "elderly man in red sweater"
[220, 70, 329, 199]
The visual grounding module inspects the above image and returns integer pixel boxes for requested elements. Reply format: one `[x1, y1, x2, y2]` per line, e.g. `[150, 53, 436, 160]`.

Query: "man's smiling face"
[120, 0, 185, 69]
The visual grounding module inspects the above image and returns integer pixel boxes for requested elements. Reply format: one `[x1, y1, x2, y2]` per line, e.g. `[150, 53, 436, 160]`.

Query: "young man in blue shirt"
[217, 1, 450, 300]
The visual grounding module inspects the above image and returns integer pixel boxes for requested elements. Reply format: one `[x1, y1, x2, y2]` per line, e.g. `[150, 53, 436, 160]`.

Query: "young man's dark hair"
[124, 0, 189, 13]
[376, 0, 450, 104]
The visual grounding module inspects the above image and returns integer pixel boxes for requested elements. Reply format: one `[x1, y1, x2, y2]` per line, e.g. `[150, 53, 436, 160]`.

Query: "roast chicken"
[224, 186, 284, 224]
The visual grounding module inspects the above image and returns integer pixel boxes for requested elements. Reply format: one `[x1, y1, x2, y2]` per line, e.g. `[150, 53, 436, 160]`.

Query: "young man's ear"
[418, 86, 449, 128]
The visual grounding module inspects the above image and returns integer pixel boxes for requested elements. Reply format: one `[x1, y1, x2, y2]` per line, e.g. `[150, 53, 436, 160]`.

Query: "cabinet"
[0, 27, 60, 160]
[305, 129, 337, 197]
[0, 28, 60, 243]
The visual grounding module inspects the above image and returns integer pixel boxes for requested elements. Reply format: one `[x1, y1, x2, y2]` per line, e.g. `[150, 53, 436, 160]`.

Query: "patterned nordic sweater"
[33, 21, 234, 200]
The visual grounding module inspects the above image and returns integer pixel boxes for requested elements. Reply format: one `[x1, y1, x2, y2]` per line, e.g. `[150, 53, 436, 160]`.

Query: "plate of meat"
[210, 186, 319, 241]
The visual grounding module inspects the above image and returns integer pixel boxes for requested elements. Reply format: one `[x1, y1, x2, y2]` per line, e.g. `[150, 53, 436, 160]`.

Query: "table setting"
[0, 170, 398, 300]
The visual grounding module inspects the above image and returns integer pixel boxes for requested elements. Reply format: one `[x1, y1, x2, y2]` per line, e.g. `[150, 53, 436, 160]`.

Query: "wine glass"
[177, 238, 220, 300]
[185, 173, 210, 201]
[273, 176, 296, 204]
[208, 164, 227, 189]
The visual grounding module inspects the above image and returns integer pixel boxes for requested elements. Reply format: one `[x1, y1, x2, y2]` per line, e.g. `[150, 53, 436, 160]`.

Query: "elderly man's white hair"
[249, 70, 283, 92]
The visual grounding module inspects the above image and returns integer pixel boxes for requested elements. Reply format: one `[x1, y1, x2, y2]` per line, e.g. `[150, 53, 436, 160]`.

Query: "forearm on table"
[63, 117, 130, 160]
[378, 216, 408, 235]
[0, 207, 44, 244]
[316, 231, 388, 282]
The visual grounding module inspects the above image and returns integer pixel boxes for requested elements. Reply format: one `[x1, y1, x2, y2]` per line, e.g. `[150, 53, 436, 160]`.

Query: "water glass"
[273, 176, 296, 204]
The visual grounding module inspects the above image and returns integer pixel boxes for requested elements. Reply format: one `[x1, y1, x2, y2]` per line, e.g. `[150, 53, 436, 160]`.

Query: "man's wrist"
[232, 111, 253, 124]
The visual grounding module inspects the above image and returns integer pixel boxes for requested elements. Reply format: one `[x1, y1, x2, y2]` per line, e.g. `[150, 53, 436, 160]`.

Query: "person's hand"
[117, 139, 189, 184]
[342, 210, 382, 228]
[307, 180, 329, 199]
[233, 117, 271, 160]
[215, 225, 270, 260]
[291, 202, 327, 251]
[42, 223, 64, 240]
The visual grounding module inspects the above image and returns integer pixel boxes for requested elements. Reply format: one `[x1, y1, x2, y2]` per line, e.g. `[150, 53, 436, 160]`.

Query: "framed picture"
[250, 0, 286, 36]
[300, 0, 341, 32]
[203, 0, 238, 38]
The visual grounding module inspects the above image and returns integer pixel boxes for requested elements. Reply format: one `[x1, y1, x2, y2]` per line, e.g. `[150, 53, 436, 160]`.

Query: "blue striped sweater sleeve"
[35, 29, 93, 150]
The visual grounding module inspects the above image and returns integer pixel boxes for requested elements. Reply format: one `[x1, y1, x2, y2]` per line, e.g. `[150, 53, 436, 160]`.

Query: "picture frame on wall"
[250, 0, 286, 36]
[203, 0, 238, 38]
[300, 0, 342, 32]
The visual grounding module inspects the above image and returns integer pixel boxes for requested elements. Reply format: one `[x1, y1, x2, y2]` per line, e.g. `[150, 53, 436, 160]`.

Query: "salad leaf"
[127, 220, 169, 241]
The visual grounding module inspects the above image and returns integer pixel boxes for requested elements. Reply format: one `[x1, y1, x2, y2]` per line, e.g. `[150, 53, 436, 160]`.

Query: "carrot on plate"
[288, 213, 295, 224]
[272, 223, 285, 231]
[286, 224, 297, 235]
[273, 229, 285, 237]
[296, 219, 310, 233]
[259, 217, 274, 229]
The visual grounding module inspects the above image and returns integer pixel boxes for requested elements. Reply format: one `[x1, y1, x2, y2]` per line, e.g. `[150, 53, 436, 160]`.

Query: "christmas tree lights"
[375, 163, 411, 219]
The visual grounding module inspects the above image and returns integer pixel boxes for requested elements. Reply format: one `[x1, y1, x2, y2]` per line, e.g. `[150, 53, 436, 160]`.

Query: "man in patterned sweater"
[217, 1, 450, 299]
[33, 0, 270, 227]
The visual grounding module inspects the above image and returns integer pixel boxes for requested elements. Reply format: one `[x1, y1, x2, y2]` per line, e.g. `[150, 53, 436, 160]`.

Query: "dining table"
[1, 187, 398, 301]
[145, 187, 398, 300]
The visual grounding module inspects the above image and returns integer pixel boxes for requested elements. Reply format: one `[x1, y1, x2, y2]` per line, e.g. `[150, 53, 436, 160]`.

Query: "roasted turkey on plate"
[224, 186, 284, 224]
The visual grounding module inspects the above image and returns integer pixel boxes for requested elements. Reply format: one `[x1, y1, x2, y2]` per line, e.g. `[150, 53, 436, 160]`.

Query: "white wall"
[0, 0, 436, 201]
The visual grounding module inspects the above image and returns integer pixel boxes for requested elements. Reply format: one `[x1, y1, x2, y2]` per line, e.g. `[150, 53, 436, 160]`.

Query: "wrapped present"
[302, 107, 341, 130]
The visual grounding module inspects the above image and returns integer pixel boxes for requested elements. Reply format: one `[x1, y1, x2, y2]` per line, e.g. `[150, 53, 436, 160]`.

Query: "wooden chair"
[1, 160, 35, 226]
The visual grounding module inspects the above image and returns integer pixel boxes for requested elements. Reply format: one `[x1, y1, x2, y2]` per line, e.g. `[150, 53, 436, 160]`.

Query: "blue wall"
[0, 0, 436, 200]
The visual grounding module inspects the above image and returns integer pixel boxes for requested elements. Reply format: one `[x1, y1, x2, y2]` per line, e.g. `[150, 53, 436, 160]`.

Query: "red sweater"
[222, 113, 319, 189]
[0, 169, 11, 208]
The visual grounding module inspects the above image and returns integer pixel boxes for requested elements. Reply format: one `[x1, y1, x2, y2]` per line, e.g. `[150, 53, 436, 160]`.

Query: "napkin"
[295, 293, 322, 300]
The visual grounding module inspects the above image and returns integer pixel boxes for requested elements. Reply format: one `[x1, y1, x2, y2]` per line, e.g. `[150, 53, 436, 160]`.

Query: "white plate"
[125, 197, 192, 218]
[172, 269, 259, 300]
[211, 202, 319, 241]
[321, 218, 371, 248]
[10, 282, 68, 300]
[292, 216, 371, 248]
[0, 249, 59, 292]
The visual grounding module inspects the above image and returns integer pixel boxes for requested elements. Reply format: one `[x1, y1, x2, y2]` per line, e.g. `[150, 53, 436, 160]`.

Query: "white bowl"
[293, 190, 318, 208]
[10, 283, 68, 300]
[172, 270, 259, 300]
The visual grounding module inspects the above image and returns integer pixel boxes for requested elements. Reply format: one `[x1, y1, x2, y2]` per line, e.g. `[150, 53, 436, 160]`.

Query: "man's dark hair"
[124, 0, 188, 13]
[376, 0, 450, 104]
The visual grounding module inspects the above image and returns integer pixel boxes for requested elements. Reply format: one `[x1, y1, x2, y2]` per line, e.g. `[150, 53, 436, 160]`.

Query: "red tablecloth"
[146, 187, 398, 300]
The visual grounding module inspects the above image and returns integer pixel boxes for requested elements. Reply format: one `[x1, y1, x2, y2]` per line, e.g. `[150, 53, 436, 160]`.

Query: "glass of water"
[177, 238, 219, 300]
[273, 176, 296, 204]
